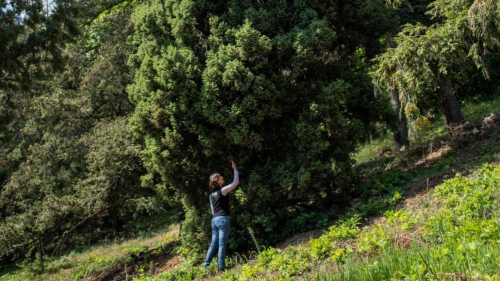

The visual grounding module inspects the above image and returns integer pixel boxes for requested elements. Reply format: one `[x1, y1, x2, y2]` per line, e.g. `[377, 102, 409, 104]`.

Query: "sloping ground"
[279, 113, 500, 251]
[72, 113, 500, 281]
[208, 114, 500, 281]
[82, 241, 181, 281]
[0, 226, 182, 281]
[398, 113, 500, 207]
[135, 113, 500, 281]
[3, 113, 498, 281]
[69, 226, 183, 281]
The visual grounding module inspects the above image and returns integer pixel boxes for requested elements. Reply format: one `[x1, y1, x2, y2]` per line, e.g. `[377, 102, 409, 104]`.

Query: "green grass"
[307, 164, 500, 281]
[0, 225, 180, 281]
[461, 96, 500, 123]
[309, 241, 500, 281]
[412, 97, 500, 144]
[354, 132, 394, 164]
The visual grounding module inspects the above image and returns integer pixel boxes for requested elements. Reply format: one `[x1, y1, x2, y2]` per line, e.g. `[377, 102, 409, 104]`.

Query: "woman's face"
[217, 176, 224, 186]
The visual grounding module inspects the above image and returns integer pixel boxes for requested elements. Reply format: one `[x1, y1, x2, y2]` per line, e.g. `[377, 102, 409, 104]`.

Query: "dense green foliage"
[127, 0, 395, 253]
[0, 1, 162, 266]
[0, 0, 79, 90]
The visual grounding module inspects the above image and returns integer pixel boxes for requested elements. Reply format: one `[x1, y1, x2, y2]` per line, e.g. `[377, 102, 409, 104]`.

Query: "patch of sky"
[1, 0, 56, 21]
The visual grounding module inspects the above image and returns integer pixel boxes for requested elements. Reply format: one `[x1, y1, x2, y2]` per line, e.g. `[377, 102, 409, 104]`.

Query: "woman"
[204, 161, 239, 272]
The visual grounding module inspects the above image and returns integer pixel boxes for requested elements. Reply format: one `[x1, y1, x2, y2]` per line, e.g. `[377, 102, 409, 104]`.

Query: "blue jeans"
[204, 216, 231, 268]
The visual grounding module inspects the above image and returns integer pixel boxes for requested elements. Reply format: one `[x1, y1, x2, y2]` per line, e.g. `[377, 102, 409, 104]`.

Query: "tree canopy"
[127, 0, 394, 253]
[0, 0, 80, 90]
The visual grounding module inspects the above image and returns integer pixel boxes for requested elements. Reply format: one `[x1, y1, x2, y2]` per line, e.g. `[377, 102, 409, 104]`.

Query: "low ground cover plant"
[309, 164, 500, 280]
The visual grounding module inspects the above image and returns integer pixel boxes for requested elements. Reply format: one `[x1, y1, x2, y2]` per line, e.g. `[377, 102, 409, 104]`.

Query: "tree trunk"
[386, 32, 410, 150]
[435, 74, 465, 132]
[388, 85, 410, 150]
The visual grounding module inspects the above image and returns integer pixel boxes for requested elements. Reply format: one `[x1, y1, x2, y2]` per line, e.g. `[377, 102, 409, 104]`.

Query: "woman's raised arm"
[221, 161, 239, 196]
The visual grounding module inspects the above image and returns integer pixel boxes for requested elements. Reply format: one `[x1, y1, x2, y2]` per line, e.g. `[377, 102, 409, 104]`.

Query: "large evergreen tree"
[128, 0, 393, 253]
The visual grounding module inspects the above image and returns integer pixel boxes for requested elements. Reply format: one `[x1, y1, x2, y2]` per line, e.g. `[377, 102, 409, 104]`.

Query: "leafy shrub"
[385, 209, 421, 231]
[256, 247, 280, 268]
[310, 214, 361, 258]
[216, 271, 239, 281]
[355, 191, 403, 217]
[357, 167, 410, 199]
[266, 247, 310, 277]
[424, 165, 500, 242]
[238, 264, 264, 281]
[355, 223, 392, 254]
[134, 264, 203, 281]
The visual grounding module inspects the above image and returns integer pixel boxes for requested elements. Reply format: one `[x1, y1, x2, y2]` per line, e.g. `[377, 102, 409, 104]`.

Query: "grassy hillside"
[141, 166, 500, 281]
[2, 99, 500, 281]
[0, 226, 180, 281]
[212, 164, 500, 281]
[145, 100, 500, 281]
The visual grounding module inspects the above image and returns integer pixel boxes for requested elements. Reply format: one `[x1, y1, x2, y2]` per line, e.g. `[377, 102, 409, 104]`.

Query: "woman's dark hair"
[209, 173, 221, 189]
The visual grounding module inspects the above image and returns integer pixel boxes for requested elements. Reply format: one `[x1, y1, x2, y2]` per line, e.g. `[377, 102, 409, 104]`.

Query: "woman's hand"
[232, 161, 237, 170]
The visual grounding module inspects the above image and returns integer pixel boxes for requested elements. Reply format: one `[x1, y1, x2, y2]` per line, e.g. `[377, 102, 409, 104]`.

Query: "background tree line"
[1, 0, 499, 268]
[0, 0, 165, 266]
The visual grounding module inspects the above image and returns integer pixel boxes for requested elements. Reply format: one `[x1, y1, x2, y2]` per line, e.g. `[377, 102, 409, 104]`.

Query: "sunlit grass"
[462, 96, 500, 122]
[354, 132, 394, 164]
[308, 240, 500, 281]
[0, 225, 180, 281]
[307, 164, 500, 281]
